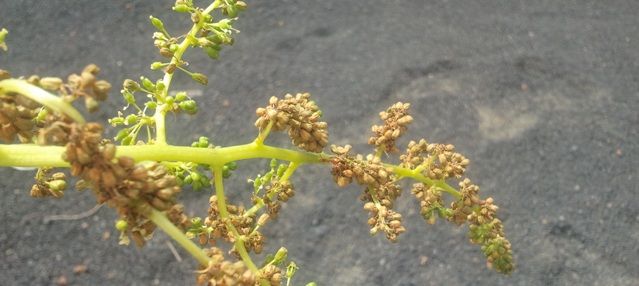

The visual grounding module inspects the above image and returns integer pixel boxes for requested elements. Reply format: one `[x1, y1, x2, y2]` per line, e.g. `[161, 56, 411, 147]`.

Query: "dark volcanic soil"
[1, 1, 638, 285]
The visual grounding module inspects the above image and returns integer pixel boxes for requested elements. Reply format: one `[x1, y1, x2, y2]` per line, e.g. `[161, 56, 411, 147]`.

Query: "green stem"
[254, 120, 274, 145]
[0, 143, 460, 199]
[390, 165, 461, 199]
[0, 143, 321, 168]
[153, 2, 219, 145]
[146, 208, 211, 266]
[0, 79, 85, 123]
[212, 165, 269, 286]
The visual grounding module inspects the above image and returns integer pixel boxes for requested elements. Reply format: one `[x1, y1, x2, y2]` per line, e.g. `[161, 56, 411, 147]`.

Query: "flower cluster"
[196, 247, 256, 286]
[400, 139, 469, 180]
[255, 93, 328, 152]
[410, 183, 447, 225]
[468, 196, 513, 274]
[329, 144, 406, 242]
[249, 160, 297, 219]
[31, 64, 111, 112]
[368, 102, 413, 153]
[57, 122, 184, 246]
[30, 169, 67, 198]
[205, 195, 265, 254]
[0, 94, 38, 142]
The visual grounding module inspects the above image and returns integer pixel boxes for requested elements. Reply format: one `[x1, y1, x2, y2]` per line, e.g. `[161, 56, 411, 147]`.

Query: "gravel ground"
[1, 1, 638, 285]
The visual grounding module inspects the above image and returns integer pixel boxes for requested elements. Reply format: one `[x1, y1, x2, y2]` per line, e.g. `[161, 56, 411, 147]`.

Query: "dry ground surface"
[1, 1, 638, 285]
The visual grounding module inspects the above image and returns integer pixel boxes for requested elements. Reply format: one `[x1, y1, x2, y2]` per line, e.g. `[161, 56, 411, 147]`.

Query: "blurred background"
[1, 1, 638, 285]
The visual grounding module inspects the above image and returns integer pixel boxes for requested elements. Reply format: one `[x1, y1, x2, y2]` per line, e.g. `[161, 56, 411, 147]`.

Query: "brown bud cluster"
[411, 183, 446, 225]
[400, 139, 469, 180]
[30, 170, 67, 198]
[449, 178, 481, 225]
[255, 93, 328, 152]
[363, 202, 405, 242]
[59, 122, 181, 246]
[0, 95, 39, 142]
[166, 204, 192, 231]
[205, 196, 264, 254]
[196, 247, 256, 286]
[328, 145, 406, 242]
[63, 64, 111, 112]
[368, 102, 413, 153]
[260, 181, 295, 218]
[258, 264, 283, 286]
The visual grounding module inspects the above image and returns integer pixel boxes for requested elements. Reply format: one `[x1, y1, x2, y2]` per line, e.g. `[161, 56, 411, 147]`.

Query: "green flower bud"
[165, 96, 175, 106]
[169, 43, 179, 52]
[115, 129, 129, 141]
[121, 135, 134, 145]
[149, 16, 166, 33]
[190, 73, 208, 85]
[150, 62, 164, 70]
[140, 77, 155, 91]
[222, 167, 231, 178]
[145, 101, 158, 109]
[226, 5, 238, 17]
[175, 91, 188, 101]
[173, 4, 191, 13]
[122, 90, 136, 104]
[156, 80, 166, 93]
[35, 108, 49, 123]
[115, 220, 128, 231]
[204, 46, 219, 59]
[226, 161, 237, 171]
[179, 100, 198, 114]
[217, 19, 232, 30]
[109, 117, 125, 126]
[123, 79, 140, 91]
[46, 180, 67, 192]
[125, 114, 138, 125]
[0, 28, 8, 51]
[272, 247, 288, 265]
[286, 261, 298, 278]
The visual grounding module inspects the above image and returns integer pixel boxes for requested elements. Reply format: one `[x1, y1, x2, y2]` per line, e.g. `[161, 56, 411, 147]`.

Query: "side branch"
[0, 79, 85, 123]
[390, 165, 461, 199]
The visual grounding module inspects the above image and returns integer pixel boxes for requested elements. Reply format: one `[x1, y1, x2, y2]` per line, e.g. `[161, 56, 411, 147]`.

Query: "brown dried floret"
[255, 93, 328, 152]
[196, 247, 256, 286]
[61, 64, 111, 112]
[449, 178, 481, 225]
[368, 102, 413, 153]
[0, 95, 39, 142]
[258, 264, 282, 286]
